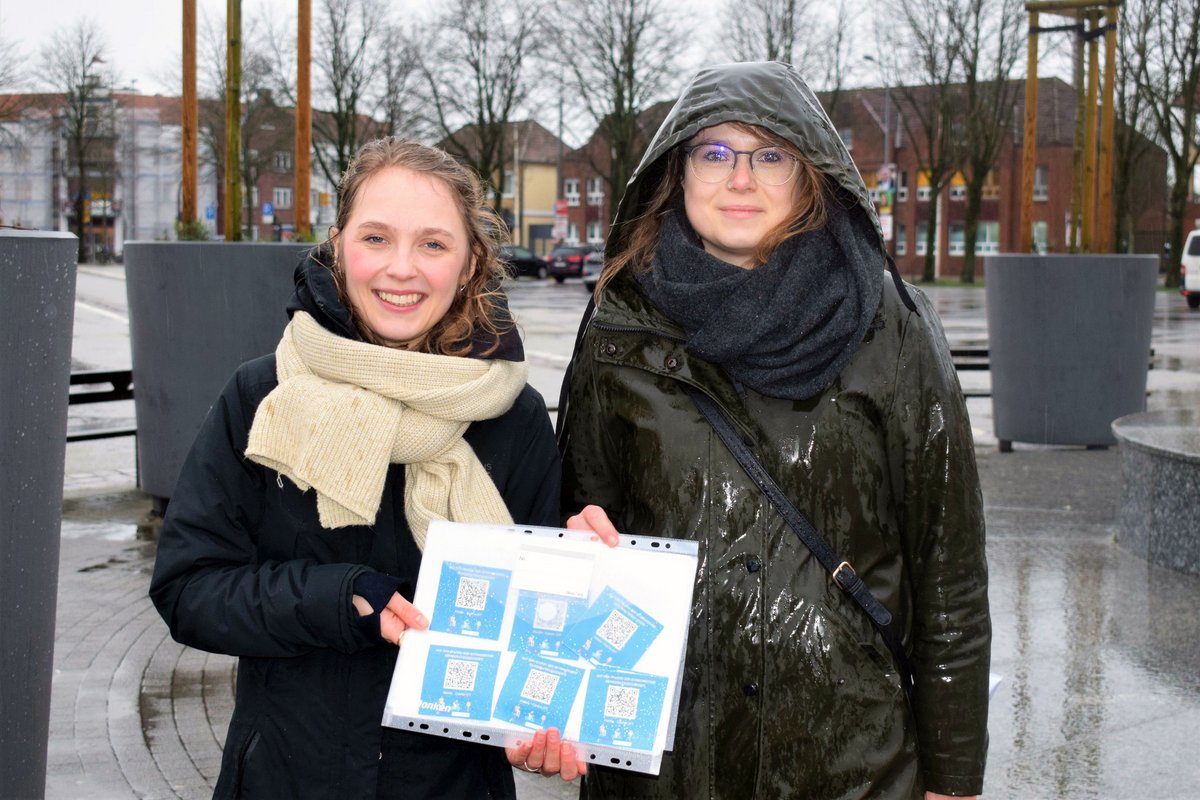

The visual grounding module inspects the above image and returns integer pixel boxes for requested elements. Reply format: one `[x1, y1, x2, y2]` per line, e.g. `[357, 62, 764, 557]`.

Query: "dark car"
[500, 244, 547, 279]
[581, 249, 604, 292]
[545, 244, 600, 283]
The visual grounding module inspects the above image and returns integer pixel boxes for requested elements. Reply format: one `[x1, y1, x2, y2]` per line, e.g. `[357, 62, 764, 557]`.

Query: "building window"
[897, 171, 908, 203]
[839, 127, 853, 150]
[982, 170, 1000, 200]
[586, 177, 604, 206]
[896, 223, 907, 256]
[915, 222, 938, 256]
[975, 221, 1000, 254]
[949, 172, 966, 201]
[566, 222, 580, 244]
[273, 151, 292, 172]
[502, 170, 514, 197]
[564, 178, 580, 207]
[586, 221, 603, 244]
[949, 223, 965, 255]
[1033, 220, 1049, 254]
[917, 171, 931, 202]
[273, 187, 293, 210]
[1034, 165, 1049, 201]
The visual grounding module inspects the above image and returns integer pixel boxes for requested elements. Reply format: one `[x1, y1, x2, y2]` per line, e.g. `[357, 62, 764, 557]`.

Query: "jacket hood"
[609, 61, 885, 262]
[286, 244, 525, 361]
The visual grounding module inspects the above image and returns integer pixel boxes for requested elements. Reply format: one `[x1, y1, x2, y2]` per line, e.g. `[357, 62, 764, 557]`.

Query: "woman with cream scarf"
[150, 138, 583, 799]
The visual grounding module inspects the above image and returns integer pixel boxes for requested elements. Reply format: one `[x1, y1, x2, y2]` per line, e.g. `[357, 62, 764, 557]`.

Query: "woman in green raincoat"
[558, 61, 990, 799]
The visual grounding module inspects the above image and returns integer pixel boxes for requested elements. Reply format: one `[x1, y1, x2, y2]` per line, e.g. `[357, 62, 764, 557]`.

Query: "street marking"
[76, 300, 129, 324]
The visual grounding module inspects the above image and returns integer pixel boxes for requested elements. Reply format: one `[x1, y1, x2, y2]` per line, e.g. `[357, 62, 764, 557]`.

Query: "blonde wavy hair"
[598, 122, 829, 297]
[321, 137, 510, 356]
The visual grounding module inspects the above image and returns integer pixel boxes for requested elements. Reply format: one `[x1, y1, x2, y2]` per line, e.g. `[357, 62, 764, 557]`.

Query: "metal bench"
[67, 369, 137, 443]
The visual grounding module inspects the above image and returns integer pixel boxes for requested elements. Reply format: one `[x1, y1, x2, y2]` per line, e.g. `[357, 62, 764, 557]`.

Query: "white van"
[1182, 229, 1200, 309]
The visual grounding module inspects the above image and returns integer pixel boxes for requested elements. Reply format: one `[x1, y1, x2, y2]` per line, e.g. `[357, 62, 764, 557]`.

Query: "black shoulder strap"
[682, 383, 915, 696]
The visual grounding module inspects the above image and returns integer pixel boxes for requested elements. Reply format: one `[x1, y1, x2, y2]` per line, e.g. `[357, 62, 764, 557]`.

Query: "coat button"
[743, 683, 759, 697]
[665, 355, 680, 371]
[603, 342, 617, 356]
[746, 557, 762, 573]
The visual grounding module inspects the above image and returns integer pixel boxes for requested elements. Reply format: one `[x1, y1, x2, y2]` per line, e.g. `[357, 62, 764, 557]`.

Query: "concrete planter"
[0, 230, 77, 799]
[1112, 408, 1200, 576]
[983, 254, 1158, 449]
[124, 242, 309, 501]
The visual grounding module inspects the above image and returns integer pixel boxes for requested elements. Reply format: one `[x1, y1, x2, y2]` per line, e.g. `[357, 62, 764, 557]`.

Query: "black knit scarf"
[638, 203, 884, 400]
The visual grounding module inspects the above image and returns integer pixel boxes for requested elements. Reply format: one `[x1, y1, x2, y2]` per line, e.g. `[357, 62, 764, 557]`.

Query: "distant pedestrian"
[559, 61, 991, 799]
[150, 137, 584, 798]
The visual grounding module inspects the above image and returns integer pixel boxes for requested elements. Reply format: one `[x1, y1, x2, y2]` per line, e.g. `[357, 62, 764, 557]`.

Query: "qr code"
[596, 610, 637, 650]
[533, 597, 568, 632]
[443, 659, 478, 692]
[604, 684, 640, 720]
[520, 669, 560, 705]
[455, 577, 490, 611]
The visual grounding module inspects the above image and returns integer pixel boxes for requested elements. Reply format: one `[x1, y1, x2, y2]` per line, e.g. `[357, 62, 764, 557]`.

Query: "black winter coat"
[149, 259, 560, 799]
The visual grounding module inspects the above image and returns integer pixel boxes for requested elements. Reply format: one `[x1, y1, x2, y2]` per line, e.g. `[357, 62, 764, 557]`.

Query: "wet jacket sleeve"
[889, 292, 991, 795]
[558, 335, 627, 526]
[148, 364, 369, 659]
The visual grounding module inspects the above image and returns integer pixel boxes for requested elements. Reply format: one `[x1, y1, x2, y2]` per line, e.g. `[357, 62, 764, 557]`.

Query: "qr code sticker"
[604, 684, 640, 720]
[443, 659, 478, 692]
[533, 597, 568, 632]
[596, 609, 637, 650]
[455, 577, 490, 611]
[520, 669, 560, 705]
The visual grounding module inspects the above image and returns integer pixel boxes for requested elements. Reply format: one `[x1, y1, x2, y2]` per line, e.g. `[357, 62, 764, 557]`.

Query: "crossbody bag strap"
[683, 383, 915, 695]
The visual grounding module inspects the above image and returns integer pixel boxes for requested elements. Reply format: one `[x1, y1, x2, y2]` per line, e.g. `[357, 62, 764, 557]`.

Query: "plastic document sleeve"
[381, 520, 699, 775]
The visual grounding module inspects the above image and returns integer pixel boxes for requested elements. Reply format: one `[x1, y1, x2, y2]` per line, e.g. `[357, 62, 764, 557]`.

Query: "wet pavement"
[43, 267, 1200, 799]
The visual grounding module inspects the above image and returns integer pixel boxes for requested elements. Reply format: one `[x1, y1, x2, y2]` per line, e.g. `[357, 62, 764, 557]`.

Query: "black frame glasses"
[684, 143, 800, 186]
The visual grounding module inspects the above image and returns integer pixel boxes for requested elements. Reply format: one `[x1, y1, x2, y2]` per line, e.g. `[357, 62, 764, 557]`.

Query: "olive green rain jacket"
[559, 62, 990, 799]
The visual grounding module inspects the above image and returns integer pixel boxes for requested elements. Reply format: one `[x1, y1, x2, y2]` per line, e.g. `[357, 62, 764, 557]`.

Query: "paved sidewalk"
[45, 439, 1200, 799]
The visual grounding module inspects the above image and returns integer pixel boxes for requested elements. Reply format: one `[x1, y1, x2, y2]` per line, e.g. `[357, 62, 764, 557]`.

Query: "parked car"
[500, 244, 547, 279]
[581, 249, 604, 292]
[1181, 229, 1200, 309]
[545, 244, 599, 283]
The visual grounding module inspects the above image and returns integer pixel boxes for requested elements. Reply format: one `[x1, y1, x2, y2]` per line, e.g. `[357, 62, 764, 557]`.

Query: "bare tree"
[422, 0, 543, 210]
[882, 0, 965, 282]
[1129, 0, 1200, 287]
[551, 0, 685, 202]
[40, 19, 113, 262]
[0, 26, 30, 148]
[310, 0, 386, 187]
[376, 22, 423, 139]
[949, 0, 1023, 283]
[719, 0, 856, 115]
[1114, 0, 1162, 253]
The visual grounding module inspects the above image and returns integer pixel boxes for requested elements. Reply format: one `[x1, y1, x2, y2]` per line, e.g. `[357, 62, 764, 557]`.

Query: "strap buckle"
[832, 560, 856, 589]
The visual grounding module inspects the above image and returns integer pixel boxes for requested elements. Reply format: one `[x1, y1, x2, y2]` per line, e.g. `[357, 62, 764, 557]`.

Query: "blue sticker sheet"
[429, 561, 511, 639]
[419, 645, 501, 721]
[580, 668, 668, 751]
[507, 591, 588, 658]
[563, 586, 664, 669]
[494, 654, 585, 732]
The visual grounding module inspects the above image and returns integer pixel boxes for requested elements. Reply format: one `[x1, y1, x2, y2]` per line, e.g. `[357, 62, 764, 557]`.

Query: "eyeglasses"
[684, 143, 799, 186]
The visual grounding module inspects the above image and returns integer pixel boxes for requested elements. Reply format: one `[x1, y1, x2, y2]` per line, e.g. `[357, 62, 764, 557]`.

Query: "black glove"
[351, 571, 410, 641]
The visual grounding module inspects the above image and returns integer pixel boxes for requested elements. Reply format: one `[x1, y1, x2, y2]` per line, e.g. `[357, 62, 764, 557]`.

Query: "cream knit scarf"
[245, 311, 528, 549]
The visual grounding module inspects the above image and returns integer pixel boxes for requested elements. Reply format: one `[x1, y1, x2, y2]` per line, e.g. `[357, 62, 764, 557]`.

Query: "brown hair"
[597, 122, 829, 297]
[319, 136, 510, 356]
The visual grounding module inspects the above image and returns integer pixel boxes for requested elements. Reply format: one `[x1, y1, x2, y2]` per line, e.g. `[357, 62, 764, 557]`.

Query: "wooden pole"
[1097, 5, 1118, 252]
[1020, 11, 1040, 253]
[1082, 10, 1100, 251]
[181, 0, 198, 226]
[224, 0, 243, 241]
[295, 0, 311, 239]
